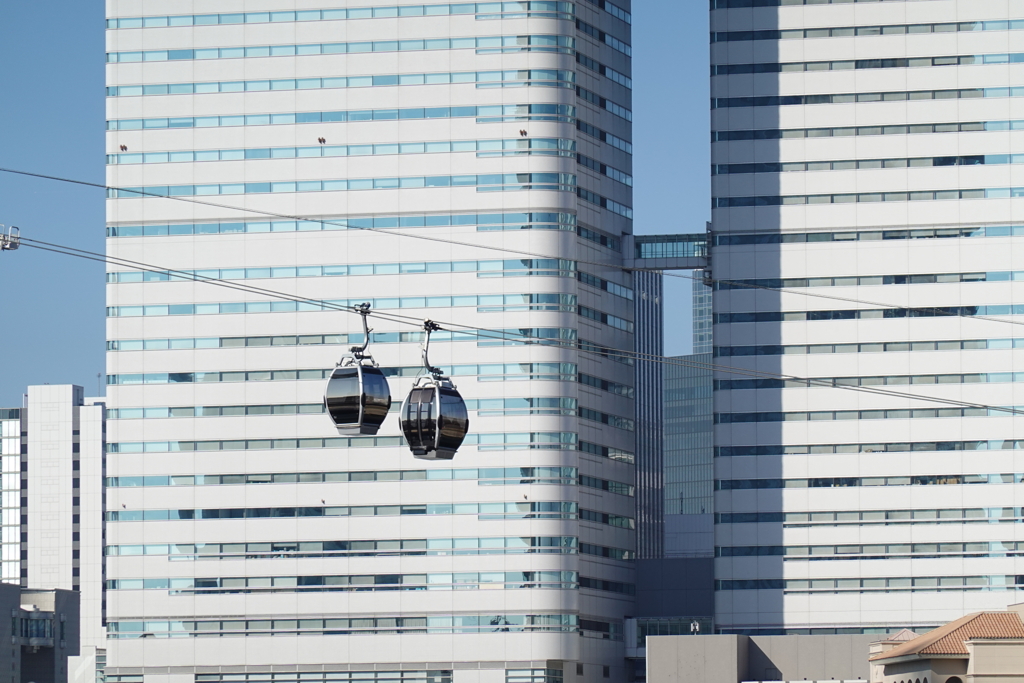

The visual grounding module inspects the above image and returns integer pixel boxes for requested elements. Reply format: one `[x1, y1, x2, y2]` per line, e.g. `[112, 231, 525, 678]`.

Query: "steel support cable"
[15, 239, 1024, 417]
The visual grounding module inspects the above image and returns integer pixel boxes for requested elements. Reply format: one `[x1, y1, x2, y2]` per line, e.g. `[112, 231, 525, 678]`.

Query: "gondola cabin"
[325, 363, 392, 435]
[400, 378, 469, 460]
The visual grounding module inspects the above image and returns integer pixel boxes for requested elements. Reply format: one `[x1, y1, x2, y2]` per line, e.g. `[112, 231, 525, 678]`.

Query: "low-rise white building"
[1, 385, 106, 683]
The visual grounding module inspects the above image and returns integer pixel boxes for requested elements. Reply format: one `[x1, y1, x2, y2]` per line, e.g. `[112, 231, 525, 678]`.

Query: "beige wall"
[748, 634, 873, 681]
[647, 635, 746, 683]
[878, 657, 966, 683]
[967, 640, 1024, 683]
[647, 634, 872, 682]
[876, 640, 1024, 683]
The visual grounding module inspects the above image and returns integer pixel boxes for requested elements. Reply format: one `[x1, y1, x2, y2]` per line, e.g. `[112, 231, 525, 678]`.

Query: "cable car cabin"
[324, 364, 392, 435]
[400, 380, 469, 460]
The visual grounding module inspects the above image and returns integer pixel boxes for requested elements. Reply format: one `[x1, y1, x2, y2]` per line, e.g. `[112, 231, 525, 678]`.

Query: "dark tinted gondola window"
[360, 368, 392, 424]
[325, 368, 361, 426]
[402, 388, 437, 451]
[437, 388, 470, 452]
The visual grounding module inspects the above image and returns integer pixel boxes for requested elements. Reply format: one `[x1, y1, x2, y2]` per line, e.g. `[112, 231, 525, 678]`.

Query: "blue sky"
[632, 1, 711, 353]
[0, 1, 709, 406]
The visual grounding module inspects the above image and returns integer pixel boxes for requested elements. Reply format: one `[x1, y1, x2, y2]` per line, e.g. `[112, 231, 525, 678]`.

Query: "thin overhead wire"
[11, 236, 1024, 417]
[0, 165, 633, 268]
[24, 238, 372, 316]
[3, 165, 1024, 330]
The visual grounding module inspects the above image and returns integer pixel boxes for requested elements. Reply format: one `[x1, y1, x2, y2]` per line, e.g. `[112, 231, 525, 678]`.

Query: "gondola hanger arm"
[421, 319, 443, 378]
[349, 302, 373, 361]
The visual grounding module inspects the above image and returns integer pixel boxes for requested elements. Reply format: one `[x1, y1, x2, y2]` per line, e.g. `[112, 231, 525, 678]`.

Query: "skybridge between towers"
[623, 233, 709, 271]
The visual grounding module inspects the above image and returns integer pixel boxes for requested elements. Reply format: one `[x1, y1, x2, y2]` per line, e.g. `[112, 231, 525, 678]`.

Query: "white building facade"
[0, 406, 23, 586]
[103, 1, 636, 681]
[711, 0, 1024, 634]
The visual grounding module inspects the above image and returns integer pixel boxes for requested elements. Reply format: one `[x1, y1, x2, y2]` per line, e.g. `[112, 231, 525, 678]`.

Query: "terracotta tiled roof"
[871, 613, 1024, 661]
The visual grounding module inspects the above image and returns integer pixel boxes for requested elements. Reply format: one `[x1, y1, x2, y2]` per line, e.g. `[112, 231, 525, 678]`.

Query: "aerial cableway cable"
[8, 235, 1024, 418]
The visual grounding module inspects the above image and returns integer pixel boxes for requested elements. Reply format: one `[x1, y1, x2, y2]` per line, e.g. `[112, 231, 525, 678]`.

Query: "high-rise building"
[103, 2, 645, 680]
[623, 351, 714, 682]
[1, 385, 107, 683]
[691, 282, 712, 355]
[711, 0, 1024, 634]
[663, 354, 713, 560]
[633, 271, 664, 561]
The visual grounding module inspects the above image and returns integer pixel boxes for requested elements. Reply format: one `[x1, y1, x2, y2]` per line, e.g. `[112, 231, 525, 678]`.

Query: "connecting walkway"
[623, 233, 708, 271]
